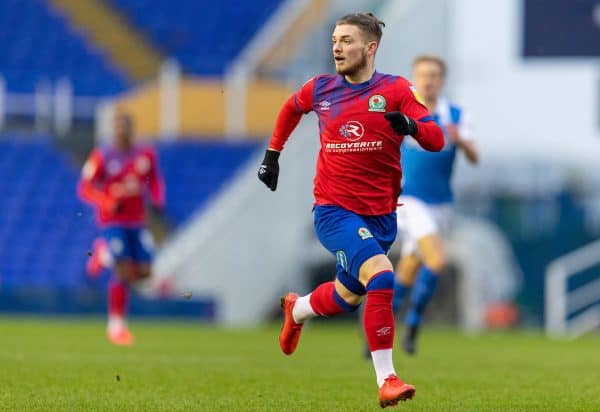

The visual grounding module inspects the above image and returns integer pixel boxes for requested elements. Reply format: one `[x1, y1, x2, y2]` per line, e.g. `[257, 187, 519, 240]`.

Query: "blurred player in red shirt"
[78, 110, 165, 346]
[257, 13, 443, 408]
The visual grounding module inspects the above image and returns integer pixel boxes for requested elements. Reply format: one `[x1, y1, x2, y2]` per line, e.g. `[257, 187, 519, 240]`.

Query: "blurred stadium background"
[0, 0, 599, 340]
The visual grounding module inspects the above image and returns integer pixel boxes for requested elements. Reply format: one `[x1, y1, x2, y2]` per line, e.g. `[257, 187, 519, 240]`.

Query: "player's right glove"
[384, 111, 418, 136]
[257, 149, 280, 191]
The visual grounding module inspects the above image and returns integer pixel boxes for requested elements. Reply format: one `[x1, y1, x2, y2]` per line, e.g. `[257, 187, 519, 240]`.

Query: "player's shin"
[363, 271, 396, 386]
[108, 277, 129, 332]
[405, 266, 440, 328]
[392, 280, 409, 313]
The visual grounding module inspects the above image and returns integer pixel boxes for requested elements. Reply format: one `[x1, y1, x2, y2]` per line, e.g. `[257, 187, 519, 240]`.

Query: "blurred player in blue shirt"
[394, 55, 479, 355]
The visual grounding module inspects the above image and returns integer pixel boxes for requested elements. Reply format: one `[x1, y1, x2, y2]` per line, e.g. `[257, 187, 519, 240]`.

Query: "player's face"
[412, 61, 445, 102]
[114, 114, 133, 147]
[332, 25, 374, 77]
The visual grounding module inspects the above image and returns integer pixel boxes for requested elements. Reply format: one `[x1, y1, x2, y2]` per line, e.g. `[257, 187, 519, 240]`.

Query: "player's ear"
[367, 41, 378, 55]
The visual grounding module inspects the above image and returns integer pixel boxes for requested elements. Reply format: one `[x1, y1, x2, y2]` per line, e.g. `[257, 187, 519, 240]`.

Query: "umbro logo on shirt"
[319, 100, 331, 111]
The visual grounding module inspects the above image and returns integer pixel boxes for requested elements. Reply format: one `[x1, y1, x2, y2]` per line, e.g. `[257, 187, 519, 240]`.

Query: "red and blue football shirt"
[269, 72, 439, 215]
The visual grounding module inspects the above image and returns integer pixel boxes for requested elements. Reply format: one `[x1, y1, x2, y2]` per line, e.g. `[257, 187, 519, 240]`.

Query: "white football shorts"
[396, 195, 452, 256]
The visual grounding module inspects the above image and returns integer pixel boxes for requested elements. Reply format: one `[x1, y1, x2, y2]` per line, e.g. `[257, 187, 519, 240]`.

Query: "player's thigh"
[398, 195, 439, 244]
[127, 227, 155, 278]
[104, 227, 131, 260]
[416, 233, 446, 273]
[396, 253, 421, 285]
[431, 203, 452, 236]
[334, 278, 363, 306]
[314, 205, 387, 280]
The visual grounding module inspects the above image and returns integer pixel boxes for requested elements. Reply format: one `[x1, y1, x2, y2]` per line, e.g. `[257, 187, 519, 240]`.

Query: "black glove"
[257, 149, 280, 191]
[149, 204, 164, 217]
[384, 111, 418, 136]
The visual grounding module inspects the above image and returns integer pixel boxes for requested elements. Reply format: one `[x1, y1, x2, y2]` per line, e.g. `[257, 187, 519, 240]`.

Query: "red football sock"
[363, 288, 395, 351]
[309, 281, 345, 317]
[108, 279, 128, 317]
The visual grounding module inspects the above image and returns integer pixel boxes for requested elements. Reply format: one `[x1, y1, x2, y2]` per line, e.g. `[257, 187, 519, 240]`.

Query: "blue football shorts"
[313, 205, 397, 295]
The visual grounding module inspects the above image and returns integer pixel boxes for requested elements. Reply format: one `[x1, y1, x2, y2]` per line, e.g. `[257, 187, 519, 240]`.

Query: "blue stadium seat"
[0, 0, 129, 96]
[109, 0, 282, 75]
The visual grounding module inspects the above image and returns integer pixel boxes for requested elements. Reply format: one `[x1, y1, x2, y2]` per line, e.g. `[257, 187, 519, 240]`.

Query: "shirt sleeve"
[293, 77, 316, 114]
[396, 78, 431, 121]
[267, 77, 316, 151]
[146, 148, 166, 208]
[457, 110, 474, 142]
[80, 149, 104, 183]
[78, 149, 114, 209]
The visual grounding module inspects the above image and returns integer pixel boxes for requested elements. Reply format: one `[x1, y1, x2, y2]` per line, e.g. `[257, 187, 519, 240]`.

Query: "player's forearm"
[149, 176, 166, 208]
[78, 181, 112, 208]
[413, 121, 444, 152]
[268, 96, 303, 152]
[458, 140, 479, 164]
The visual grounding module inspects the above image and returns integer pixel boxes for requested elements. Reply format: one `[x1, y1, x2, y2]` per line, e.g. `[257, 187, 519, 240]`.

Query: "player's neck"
[344, 66, 375, 85]
[115, 142, 132, 152]
[425, 97, 438, 113]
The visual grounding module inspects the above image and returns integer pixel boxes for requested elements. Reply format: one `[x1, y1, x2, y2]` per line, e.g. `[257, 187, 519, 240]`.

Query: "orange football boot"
[107, 328, 135, 346]
[279, 293, 304, 355]
[378, 375, 415, 408]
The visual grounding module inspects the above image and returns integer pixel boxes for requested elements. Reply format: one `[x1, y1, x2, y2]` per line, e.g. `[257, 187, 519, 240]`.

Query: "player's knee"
[365, 270, 394, 291]
[398, 268, 416, 286]
[136, 265, 151, 280]
[334, 280, 363, 307]
[113, 263, 131, 282]
[423, 252, 446, 273]
[334, 291, 361, 312]
[358, 254, 393, 286]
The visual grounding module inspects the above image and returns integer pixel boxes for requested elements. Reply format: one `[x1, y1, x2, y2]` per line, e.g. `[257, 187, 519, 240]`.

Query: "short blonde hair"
[412, 54, 447, 77]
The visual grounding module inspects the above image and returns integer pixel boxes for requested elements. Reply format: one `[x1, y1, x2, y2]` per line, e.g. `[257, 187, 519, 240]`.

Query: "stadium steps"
[49, 0, 162, 82]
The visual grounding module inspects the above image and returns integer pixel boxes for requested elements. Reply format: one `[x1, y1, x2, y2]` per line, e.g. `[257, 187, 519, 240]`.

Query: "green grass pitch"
[0, 317, 598, 411]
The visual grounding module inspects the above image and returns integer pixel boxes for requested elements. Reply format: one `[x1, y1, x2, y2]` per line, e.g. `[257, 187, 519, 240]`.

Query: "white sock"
[292, 294, 316, 323]
[108, 315, 127, 332]
[371, 349, 396, 387]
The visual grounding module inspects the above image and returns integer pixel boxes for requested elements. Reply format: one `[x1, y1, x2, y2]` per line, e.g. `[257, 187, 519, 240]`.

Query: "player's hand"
[149, 204, 164, 217]
[445, 124, 461, 143]
[384, 111, 418, 136]
[102, 198, 122, 214]
[257, 149, 280, 191]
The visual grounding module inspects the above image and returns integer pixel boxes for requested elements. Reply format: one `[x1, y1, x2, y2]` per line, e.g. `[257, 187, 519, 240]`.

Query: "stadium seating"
[0, 136, 259, 291]
[158, 141, 261, 224]
[109, 0, 283, 74]
[0, 0, 129, 96]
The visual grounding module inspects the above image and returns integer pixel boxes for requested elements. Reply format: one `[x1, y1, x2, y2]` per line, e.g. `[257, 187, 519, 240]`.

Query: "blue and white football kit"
[393, 98, 474, 337]
[397, 98, 473, 255]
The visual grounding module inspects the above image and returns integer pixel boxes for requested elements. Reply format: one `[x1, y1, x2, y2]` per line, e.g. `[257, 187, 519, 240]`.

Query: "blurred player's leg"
[107, 270, 134, 346]
[86, 237, 113, 277]
[104, 227, 156, 346]
[403, 234, 445, 355]
[392, 252, 420, 313]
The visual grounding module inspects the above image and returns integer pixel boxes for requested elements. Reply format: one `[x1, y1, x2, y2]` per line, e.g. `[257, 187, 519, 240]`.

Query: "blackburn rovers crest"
[358, 227, 373, 240]
[368, 94, 386, 112]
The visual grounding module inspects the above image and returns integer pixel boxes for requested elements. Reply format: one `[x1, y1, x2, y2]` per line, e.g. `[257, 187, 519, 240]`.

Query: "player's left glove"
[257, 149, 280, 191]
[149, 204, 165, 217]
[384, 111, 418, 136]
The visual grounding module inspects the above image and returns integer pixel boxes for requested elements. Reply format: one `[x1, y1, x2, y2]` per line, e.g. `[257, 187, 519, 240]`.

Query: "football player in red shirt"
[79, 110, 165, 346]
[257, 12, 443, 408]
